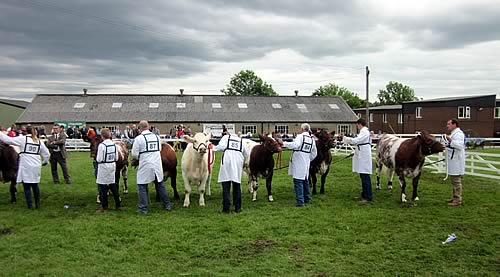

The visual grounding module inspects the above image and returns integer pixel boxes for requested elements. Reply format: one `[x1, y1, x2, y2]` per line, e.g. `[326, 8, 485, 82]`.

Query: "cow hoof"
[268, 195, 274, 202]
[401, 194, 407, 203]
[123, 190, 128, 194]
[183, 204, 190, 208]
[414, 197, 419, 201]
[376, 185, 381, 190]
[388, 185, 393, 190]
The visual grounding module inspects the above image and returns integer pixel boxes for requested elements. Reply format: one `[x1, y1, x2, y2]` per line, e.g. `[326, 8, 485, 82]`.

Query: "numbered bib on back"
[299, 135, 313, 153]
[21, 137, 41, 155]
[104, 144, 117, 163]
[139, 133, 160, 155]
[227, 137, 243, 152]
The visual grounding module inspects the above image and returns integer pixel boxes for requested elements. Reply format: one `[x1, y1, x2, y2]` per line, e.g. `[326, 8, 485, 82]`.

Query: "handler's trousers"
[50, 152, 71, 183]
[450, 175, 463, 202]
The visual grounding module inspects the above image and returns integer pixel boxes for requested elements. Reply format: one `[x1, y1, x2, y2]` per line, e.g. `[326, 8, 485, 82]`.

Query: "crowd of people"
[0, 118, 466, 212]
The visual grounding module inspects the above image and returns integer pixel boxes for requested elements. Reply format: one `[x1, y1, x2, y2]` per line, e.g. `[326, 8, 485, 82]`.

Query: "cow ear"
[183, 135, 194, 143]
[258, 133, 266, 142]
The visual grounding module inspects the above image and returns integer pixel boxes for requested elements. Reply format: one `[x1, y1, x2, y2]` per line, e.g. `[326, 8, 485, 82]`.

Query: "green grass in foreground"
[0, 151, 499, 276]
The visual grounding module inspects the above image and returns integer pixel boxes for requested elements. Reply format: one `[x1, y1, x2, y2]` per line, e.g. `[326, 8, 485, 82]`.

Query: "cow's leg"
[199, 176, 208, 207]
[320, 167, 330, 194]
[411, 172, 422, 202]
[311, 173, 318, 195]
[266, 172, 274, 202]
[182, 172, 191, 207]
[398, 174, 407, 203]
[375, 159, 382, 190]
[122, 165, 128, 194]
[206, 172, 211, 197]
[251, 176, 258, 201]
[114, 167, 122, 204]
[170, 169, 180, 200]
[387, 169, 394, 190]
[10, 180, 17, 204]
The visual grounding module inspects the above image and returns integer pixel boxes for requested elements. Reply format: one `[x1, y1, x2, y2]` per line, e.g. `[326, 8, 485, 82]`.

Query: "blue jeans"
[360, 174, 373, 201]
[23, 183, 40, 209]
[221, 181, 242, 213]
[293, 178, 311, 206]
[137, 178, 171, 213]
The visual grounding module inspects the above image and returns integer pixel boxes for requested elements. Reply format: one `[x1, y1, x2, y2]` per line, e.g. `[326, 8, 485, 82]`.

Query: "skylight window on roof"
[238, 103, 248, 109]
[177, 103, 186, 109]
[329, 104, 340, 109]
[149, 103, 159, 108]
[297, 103, 309, 113]
[272, 103, 282, 109]
[112, 102, 122, 108]
[212, 103, 222, 109]
[73, 103, 85, 109]
[194, 96, 203, 103]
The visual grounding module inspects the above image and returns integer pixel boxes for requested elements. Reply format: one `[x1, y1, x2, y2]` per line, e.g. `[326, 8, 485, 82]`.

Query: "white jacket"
[0, 133, 49, 183]
[95, 139, 117, 185]
[283, 132, 317, 180]
[131, 130, 163, 184]
[343, 127, 372, 174]
[214, 134, 249, 183]
[446, 128, 466, 176]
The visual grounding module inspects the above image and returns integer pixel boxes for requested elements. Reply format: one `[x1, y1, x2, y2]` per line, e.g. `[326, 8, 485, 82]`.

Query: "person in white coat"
[213, 133, 249, 213]
[131, 120, 171, 214]
[445, 118, 466, 207]
[0, 126, 49, 209]
[342, 118, 373, 203]
[95, 128, 121, 212]
[282, 123, 317, 207]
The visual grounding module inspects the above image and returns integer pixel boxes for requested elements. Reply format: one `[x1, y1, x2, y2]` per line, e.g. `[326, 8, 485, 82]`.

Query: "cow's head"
[184, 132, 211, 155]
[259, 134, 282, 153]
[316, 129, 336, 149]
[418, 131, 445, 155]
[89, 134, 103, 159]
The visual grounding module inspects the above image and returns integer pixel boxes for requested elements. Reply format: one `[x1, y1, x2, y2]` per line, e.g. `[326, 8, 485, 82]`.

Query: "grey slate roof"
[353, 104, 402, 111]
[16, 94, 358, 124]
[404, 94, 495, 103]
[0, 98, 30, 109]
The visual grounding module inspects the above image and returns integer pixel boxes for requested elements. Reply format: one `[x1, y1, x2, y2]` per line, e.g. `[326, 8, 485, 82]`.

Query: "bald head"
[301, 123, 311, 132]
[138, 120, 149, 131]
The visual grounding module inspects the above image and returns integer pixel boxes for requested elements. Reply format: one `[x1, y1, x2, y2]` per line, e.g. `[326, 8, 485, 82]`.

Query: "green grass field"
[0, 151, 499, 276]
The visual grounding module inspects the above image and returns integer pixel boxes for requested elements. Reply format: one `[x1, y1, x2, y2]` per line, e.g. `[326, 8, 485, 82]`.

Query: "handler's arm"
[0, 133, 22, 146]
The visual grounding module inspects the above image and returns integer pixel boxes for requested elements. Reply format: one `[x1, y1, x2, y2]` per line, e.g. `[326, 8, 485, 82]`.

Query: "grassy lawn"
[0, 151, 499, 276]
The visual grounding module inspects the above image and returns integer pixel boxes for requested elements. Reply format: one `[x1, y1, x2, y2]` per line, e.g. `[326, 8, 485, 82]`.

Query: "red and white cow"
[375, 131, 444, 203]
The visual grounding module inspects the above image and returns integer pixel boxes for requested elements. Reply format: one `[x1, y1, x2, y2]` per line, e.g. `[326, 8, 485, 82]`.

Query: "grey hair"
[301, 123, 311, 131]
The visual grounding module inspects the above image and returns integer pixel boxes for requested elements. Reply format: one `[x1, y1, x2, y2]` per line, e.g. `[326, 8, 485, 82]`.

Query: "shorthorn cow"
[309, 130, 336, 195]
[0, 142, 19, 203]
[375, 131, 445, 203]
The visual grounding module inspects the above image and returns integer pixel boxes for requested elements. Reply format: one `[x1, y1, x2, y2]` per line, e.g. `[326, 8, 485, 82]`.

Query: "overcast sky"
[1, 0, 499, 101]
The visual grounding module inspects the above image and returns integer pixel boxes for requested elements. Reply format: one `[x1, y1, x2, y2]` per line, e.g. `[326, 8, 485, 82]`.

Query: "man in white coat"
[131, 120, 172, 214]
[95, 128, 121, 212]
[282, 123, 317, 207]
[213, 133, 249, 213]
[342, 118, 373, 203]
[445, 118, 466, 207]
[0, 126, 49, 209]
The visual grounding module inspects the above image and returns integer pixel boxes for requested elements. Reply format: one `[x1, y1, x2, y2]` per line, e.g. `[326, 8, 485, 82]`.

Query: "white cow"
[181, 133, 213, 207]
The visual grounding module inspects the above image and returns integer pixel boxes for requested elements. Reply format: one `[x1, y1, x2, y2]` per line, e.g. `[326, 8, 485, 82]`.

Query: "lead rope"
[275, 151, 282, 169]
[442, 134, 449, 181]
[207, 143, 215, 174]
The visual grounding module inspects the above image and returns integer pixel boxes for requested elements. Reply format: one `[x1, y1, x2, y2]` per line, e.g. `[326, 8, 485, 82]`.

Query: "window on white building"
[495, 107, 500, 118]
[275, 125, 288, 134]
[398, 113, 403, 124]
[337, 124, 352, 135]
[241, 125, 257, 134]
[458, 106, 470, 119]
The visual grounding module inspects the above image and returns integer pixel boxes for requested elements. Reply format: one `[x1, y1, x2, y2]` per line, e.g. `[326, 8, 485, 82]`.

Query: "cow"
[375, 131, 445, 203]
[181, 132, 214, 207]
[0, 142, 18, 203]
[309, 129, 336, 195]
[90, 135, 129, 193]
[244, 134, 282, 202]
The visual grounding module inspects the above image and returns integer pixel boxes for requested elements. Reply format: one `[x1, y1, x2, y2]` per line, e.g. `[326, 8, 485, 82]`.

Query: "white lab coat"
[283, 132, 317, 180]
[0, 133, 49, 183]
[95, 139, 117, 185]
[131, 130, 163, 184]
[446, 127, 466, 176]
[214, 134, 249, 183]
[342, 127, 372, 174]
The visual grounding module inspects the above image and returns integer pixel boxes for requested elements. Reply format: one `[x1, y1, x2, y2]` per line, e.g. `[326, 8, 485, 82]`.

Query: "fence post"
[470, 154, 475, 174]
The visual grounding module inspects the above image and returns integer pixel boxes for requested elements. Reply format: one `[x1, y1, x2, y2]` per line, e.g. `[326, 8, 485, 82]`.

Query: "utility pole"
[365, 66, 370, 128]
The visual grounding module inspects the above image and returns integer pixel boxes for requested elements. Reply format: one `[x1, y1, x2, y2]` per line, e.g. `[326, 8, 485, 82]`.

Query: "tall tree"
[312, 83, 365, 108]
[221, 70, 278, 96]
[377, 81, 418, 105]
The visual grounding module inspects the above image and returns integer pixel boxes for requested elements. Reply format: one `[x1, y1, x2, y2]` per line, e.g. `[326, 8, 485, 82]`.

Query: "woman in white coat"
[445, 119, 466, 206]
[213, 133, 249, 213]
[342, 118, 373, 203]
[0, 126, 49, 209]
[95, 128, 121, 212]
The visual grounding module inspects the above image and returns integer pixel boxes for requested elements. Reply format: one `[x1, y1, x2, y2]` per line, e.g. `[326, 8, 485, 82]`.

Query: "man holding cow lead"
[95, 128, 121, 212]
[213, 132, 249, 213]
[282, 123, 317, 207]
[342, 118, 373, 203]
[445, 118, 466, 207]
[131, 120, 172, 214]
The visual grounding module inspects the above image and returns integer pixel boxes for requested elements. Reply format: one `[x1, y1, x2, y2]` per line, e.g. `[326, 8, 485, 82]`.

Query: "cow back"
[0, 142, 18, 182]
[161, 143, 177, 172]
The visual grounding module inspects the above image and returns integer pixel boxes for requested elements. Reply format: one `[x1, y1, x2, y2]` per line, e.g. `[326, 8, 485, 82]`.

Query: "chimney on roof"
[294, 90, 299, 97]
[83, 88, 88, 96]
[179, 88, 184, 97]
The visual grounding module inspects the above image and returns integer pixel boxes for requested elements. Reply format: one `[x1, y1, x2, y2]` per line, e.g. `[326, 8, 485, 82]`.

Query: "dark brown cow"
[309, 130, 336, 195]
[244, 134, 282, 202]
[375, 131, 445, 203]
[0, 142, 18, 203]
[90, 135, 129, 193]
[131, 142, 180, 200]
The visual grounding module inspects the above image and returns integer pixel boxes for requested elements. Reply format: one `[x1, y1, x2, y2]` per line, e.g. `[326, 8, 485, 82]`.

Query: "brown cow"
[309, 129, 336, 195]
[375, 131, 445, 203]
[0, 142, 18, 203]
